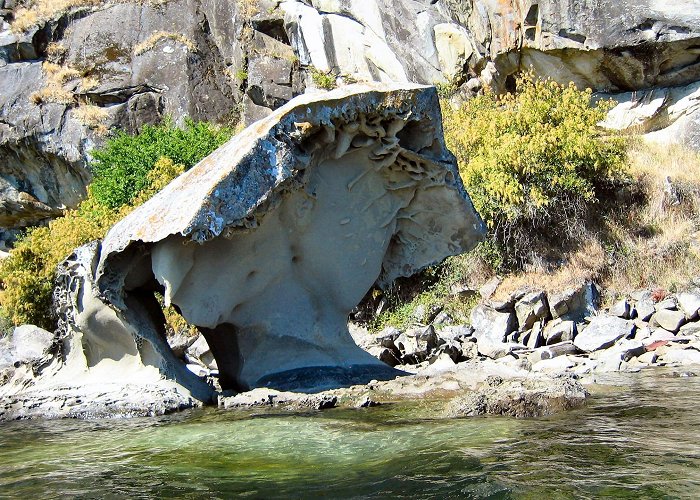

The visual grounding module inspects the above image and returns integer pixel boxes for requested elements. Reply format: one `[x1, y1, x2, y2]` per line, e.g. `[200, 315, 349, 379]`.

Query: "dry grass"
[29, 61, 85, 105]
[72, 104, 108, 128]
[30, 85, 74, 105]
[42, 62, 81, 83]
[133, 31, 196, 56]
[492, 239, 607, 300]
[45, 42, 67, 61]
[600, 139, 700, 298]
[236, 0, 259, 20]
[80, 76, 99, 91]
[11, 0, 102, 33]
[485, 139, 700, 303]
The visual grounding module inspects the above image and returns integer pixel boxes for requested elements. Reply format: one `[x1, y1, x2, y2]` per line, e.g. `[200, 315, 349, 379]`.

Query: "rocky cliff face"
[1, 0, 699, 238]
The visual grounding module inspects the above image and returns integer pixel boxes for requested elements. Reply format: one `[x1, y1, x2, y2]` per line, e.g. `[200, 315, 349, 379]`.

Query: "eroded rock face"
[59, 84, 484, 395]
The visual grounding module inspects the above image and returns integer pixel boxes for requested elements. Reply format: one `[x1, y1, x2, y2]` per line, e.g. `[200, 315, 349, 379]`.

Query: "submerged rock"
[445, 375, 588, 418]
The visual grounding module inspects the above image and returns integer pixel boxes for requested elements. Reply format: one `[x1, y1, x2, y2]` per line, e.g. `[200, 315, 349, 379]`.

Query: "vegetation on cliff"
[369, 77, 700, 331]
[0, 120, 232, 330]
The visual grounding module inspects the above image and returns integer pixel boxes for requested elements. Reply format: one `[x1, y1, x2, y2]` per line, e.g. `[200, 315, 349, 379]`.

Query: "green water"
[2, 369, 700, 499]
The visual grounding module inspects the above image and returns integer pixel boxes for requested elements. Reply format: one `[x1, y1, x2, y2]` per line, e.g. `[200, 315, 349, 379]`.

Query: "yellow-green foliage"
[442, 74, 627, 267]
[0, 157, 184, 330]
[310, 67, 336, 90]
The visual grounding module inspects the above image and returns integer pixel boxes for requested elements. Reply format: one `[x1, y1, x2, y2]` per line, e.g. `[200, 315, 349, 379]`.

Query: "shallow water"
[2, 369, 700, 499]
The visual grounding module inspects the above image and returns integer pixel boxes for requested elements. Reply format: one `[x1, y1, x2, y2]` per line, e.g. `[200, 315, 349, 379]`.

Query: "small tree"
[442, 73, 627, 269]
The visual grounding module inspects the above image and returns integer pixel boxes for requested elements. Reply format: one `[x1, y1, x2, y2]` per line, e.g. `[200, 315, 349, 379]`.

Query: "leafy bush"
[90, 119, 232, 209]
[0, 117, 232, 329]
[442, 74, 627, 269]
[310, 67, 337, 90]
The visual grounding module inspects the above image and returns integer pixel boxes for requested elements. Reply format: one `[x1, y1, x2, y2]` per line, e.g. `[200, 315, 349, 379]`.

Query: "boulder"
[88, 84, 484, 394]
[634, 298, 656, 322]
[655, 298, 677, 311]
[167, 331, 198, 359]
[608, 299, 630, 319]
[652, 309, 687, 333]
[543, 319, 576, 345]
[531, 356, 576, 374]
[470, 304, 517, 345]
[679, 322, 700, 337]
[527, 341, 577, 363]
[642, 328, 677, 346]
[373, 327, 401, 350]
[574, 316, 634, 352]
[515, 290, 549, 330]
[395, 326, 440, 364]
[479, 276, 502, 300]
[548, 281, 598, 322]
[659, 348, 700, 366]
[522, 321, 544, 349]
[436, 325, 473, 343]
[10, 324, 55, 366]
[677, 291, 700, 320]
[185, 335, 218, 370]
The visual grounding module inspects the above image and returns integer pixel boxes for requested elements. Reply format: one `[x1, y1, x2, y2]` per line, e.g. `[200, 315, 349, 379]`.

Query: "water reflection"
[2, 369, 700, 498]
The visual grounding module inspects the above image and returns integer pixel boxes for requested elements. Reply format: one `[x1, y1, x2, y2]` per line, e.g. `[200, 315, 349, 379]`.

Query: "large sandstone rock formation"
[1, 84, 484, 416]
[93, 83, 484, 392]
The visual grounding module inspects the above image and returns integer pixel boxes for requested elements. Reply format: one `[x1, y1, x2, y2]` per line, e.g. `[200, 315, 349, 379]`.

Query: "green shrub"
[310, 67, 336, 90]
[442, 73, 627, 269]
[90, 118, 232, 209]
[0, 116, 232, 329]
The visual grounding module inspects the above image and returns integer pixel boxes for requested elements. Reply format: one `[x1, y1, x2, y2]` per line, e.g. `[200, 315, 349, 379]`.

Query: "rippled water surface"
[2, 369, 700, 498]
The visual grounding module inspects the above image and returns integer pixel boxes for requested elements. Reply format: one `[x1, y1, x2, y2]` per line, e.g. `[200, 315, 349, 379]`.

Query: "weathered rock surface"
[574, 316, 634, 352]
[445, 375, 587, 418]
[19, 85, 481, 409]
[0, 0, 243, 237]
[3, 0, 700, 239]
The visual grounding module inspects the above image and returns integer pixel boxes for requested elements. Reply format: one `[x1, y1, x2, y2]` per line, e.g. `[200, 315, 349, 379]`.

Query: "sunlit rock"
[76, 83, 484, 395]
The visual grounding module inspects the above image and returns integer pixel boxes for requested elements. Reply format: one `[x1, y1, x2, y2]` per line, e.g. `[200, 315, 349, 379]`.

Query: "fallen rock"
[655, 298, 677, 311]
[395, 326, 440, 364]
[658, 348, 700, 366]
[643, 328, 677, 346]
[515, 290, 549, 330]
[678, 291, 700, 320]
[531, 356, 576, 373]
[167, 331, 198, 360]
[543, 319, 576, 345]
[679, 322, 700, 337]
[479, 276, 502, 300]
[522, 321, 544, 349]
[652, 309, 687, 333]
[548, 281, 599, 322]
[10, 324, 55, 366]
[574, 316, 634, 352]
[527, 341, 578, 363]
[185, 335, 218, 370]
[471, 304, 517, 345]
[634, 299, 656, 322]
[608, 299, 630, 319]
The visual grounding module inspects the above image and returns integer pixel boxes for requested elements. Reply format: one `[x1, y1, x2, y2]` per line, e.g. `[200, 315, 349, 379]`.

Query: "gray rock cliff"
[2, 0, 700, 237]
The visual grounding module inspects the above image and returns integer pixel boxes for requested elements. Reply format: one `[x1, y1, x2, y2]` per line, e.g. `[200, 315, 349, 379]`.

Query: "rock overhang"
[87, 82, 485, 392]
